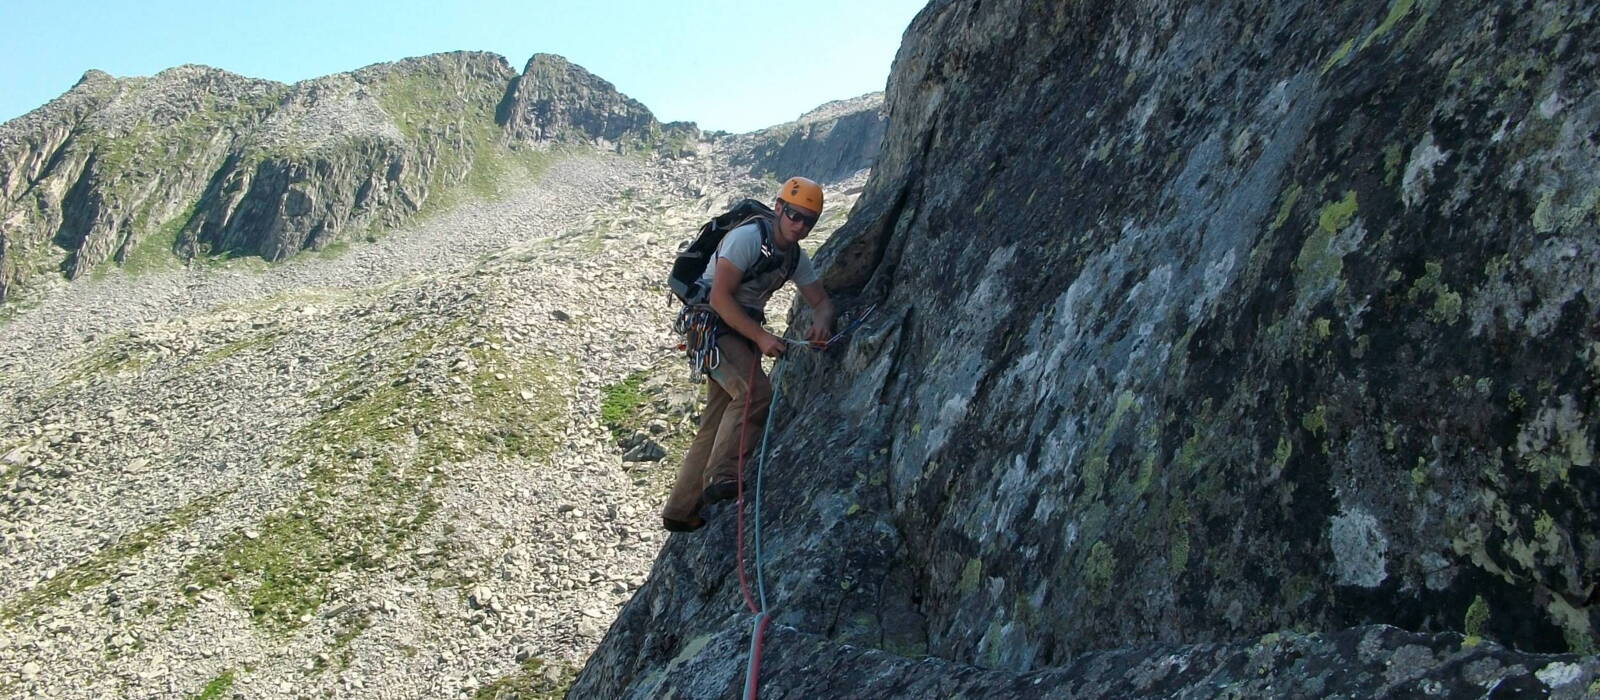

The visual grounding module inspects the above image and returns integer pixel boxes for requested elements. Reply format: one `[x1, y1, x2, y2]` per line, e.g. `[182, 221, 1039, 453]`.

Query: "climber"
[661, 176, 835, 532]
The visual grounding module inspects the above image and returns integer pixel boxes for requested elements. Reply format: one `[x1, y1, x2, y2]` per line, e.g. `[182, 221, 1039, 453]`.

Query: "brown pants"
[662, 333, 772, 523]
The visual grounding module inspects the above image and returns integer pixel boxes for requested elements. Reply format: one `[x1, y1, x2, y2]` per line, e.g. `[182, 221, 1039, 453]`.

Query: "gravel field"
[0, 143, 863, 699]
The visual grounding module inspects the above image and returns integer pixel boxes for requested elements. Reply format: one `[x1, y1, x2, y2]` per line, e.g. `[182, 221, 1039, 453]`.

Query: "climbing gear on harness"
[776, 176, 824, 214]
[674, 305, 722, 380]
[668, 200, 785, 305]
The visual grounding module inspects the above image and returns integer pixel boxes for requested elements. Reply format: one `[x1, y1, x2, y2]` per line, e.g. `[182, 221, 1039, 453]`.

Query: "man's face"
[775, 200, 819, 242]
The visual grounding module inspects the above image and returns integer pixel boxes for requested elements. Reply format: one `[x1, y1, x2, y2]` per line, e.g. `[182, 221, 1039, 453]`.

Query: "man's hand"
[805, 320, 833, 349]
[797, 281, 835, 350]
[757, 332, 788, 358]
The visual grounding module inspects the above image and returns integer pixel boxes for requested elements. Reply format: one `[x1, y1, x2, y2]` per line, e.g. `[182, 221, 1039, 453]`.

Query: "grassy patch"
[465, 142, 558, 203]
[330, 611, 373, 669]
[369, 59, 555, 223]
[1, 492, 228, 621]
[313, 239, 354, 260]
[457, 341, 567, 460]
[198, 328, 287, 366]
[472, 657, 578, 700]
[600, 372, 649, 439]
[188, 670, 236, 700]
[183, 322, 567, 632]
[120, 204, 195, 276]
[55, 333, 153, 383]
[183, 384, 444, 630]
[0, 297, 39, 329]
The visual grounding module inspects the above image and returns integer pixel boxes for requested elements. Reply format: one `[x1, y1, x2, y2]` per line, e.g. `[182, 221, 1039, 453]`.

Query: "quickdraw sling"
[674, 305, 722, 381]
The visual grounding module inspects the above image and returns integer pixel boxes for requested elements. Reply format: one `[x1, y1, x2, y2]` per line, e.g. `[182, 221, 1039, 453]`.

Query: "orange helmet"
[776, 176, 823, 213]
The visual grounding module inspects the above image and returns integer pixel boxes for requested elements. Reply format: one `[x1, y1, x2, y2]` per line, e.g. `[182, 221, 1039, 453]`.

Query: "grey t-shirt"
[698, 221, 817, 311]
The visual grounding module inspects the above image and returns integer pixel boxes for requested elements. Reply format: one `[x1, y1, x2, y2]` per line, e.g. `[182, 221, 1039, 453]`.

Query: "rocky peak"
[80, 65, 284, 134]
[70, 69, 118, 92]
[499, 53, 681, 149]
[794, 93, 886, 126]
[725, 92, 887, 185]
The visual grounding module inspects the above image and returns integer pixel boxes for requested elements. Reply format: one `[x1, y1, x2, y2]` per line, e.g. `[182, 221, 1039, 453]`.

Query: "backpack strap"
[741, 215, 790, 282]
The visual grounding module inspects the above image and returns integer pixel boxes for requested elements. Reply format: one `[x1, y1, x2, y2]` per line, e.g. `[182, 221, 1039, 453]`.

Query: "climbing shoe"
[702, 480, 738, 504]
[662, 515, 705, 532]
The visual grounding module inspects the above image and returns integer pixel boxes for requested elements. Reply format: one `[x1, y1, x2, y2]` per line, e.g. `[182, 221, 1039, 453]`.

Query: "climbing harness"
[674, 305, 722, 380]
[730, 303, 876, 700]
[680, 303, 877, 381]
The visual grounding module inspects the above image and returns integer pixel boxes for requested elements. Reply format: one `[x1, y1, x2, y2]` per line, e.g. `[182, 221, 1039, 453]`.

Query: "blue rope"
[742, 307, 873, 698]
[738, 359, 783, 700]
[742, 612, 769, 700]
[752, 358, 782, 612]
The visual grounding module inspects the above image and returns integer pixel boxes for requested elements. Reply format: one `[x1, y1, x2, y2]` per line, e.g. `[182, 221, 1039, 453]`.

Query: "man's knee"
[712, 368, 769, 405]
[745, 375, 772, 406]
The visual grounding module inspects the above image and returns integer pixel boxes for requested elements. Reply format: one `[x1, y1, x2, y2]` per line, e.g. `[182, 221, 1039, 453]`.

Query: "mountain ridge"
[0, 51, 884, 307]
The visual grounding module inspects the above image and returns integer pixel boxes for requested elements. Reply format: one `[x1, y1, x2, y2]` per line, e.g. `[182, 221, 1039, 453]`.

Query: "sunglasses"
[782, 205, 819, 228]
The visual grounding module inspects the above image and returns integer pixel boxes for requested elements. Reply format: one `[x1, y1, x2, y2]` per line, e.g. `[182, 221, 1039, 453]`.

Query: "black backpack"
[668, 199, 786, 305]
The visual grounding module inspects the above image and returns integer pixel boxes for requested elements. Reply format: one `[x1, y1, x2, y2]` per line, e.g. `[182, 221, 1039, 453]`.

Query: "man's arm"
[710, 258, 786, 357]
[799, 281, 834, 347]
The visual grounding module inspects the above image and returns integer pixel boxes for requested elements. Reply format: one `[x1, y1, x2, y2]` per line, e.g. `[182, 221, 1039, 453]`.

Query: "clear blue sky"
[0, 0, 927, 133]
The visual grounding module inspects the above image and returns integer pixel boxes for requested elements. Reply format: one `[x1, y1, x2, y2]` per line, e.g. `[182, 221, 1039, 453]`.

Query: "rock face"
[575, 0, 1600, 697]
[0, 52, 694, 302]
[728, 93, 888, 184]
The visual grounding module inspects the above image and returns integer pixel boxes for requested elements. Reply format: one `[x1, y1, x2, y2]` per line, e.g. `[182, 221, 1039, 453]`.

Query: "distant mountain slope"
[724, 92, 887, 184]
[0, 52, 698, 303]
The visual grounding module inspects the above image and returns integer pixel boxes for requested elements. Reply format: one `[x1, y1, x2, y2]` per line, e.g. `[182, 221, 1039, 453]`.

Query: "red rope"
[725, 342, 772, 698]
[734, 353, 759, 615]
[743, 613, 771, 700]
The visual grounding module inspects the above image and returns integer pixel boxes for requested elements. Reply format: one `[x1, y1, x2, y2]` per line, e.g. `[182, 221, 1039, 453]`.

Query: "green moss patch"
[1294, 191, 1359, 302]
[1271, 184, 1303, 231]
[1407, 261, 1464, 325]
[1083, 541, 1117, 594]
[1321, 39, 1357, 74]
[1464, 595, 1490, 637]
[188, 670, 237, 700]
[1361, 0, 1418, 50]
[472, 657, 578, 700]
[1317, 191, 1359, 235]
[1, 491, 228, 621]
